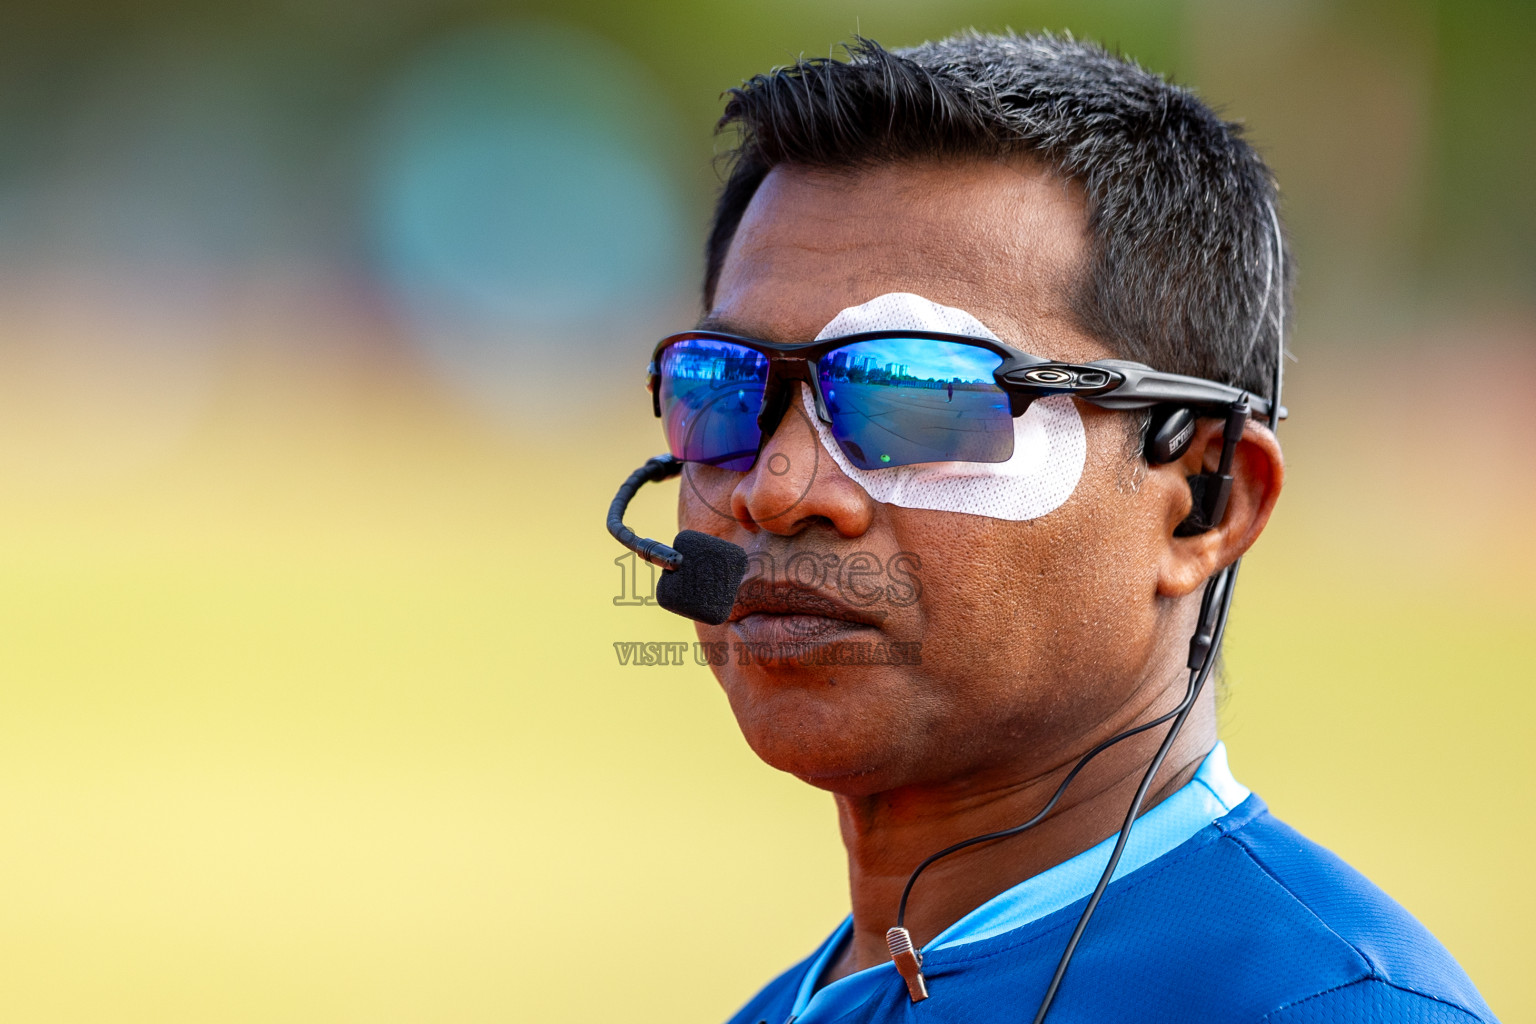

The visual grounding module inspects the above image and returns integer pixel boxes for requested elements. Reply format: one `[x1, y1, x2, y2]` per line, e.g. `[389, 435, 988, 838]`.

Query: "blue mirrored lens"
[659, 339, 769, 471]
[817, 338, 1012, 469]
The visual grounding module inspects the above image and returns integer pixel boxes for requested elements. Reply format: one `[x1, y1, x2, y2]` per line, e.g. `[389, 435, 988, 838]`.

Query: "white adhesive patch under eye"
[808, 292, 1086, 521]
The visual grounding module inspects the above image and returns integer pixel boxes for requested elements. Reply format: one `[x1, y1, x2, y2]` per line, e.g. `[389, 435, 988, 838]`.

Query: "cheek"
[891, 511, 1062, 666]
[1015, 434, 1166, 683]
[883, 435, 1160, 698]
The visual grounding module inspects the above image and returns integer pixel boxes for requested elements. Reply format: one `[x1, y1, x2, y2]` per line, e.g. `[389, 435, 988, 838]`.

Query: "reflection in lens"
[659, 339, 769, 470]
[818, 338, 1013, 469]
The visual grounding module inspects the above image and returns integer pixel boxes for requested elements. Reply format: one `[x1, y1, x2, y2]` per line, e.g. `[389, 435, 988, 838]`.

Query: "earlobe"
[1155, 418, 1284, 599]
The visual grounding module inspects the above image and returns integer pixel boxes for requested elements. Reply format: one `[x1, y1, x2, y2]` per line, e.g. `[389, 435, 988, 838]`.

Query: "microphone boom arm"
[607, 454, 685, 571]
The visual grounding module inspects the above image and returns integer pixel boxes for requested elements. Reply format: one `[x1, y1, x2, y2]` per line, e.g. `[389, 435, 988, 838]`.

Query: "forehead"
[709, 159, 1105, 359]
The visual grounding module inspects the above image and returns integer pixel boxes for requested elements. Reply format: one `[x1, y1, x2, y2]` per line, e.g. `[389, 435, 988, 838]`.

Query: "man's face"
[681, 160, 1187, 796]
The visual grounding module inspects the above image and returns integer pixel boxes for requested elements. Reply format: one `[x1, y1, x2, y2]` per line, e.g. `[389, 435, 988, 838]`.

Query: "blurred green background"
[0, 1, 1532, 1021]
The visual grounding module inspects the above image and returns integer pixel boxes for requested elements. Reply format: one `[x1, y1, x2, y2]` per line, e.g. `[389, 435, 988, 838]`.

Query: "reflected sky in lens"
[817, 337, 1011, 468]
[822, 338, 1002, 385]
[660, 338, 768, 384]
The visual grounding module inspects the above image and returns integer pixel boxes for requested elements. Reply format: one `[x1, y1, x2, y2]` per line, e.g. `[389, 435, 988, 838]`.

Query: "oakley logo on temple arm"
[1000, 364, 1120, 392]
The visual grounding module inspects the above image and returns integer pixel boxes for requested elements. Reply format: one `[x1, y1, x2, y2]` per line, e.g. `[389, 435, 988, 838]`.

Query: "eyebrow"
[693, 313, 754, 335]
[692, 313, 809, 345]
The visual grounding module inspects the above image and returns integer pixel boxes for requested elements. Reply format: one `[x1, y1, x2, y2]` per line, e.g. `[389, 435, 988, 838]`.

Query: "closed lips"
[729, 585, 887, 643]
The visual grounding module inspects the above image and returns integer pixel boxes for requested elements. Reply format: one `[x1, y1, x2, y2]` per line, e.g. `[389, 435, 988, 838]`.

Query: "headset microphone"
[607, 454, 750, 626]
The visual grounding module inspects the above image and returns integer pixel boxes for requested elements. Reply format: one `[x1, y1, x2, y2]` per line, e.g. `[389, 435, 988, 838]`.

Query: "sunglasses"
[648, 329, 1275, 471]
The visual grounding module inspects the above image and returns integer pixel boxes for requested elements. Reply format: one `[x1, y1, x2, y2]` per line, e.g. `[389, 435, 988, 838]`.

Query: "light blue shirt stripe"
[788, 742, 1250, 1020]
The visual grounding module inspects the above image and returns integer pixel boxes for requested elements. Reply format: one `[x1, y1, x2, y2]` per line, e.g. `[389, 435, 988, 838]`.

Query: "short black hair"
[705, 31, 1291, 402]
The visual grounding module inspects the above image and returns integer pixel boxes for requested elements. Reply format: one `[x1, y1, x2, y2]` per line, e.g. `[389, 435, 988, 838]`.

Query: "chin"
[719, 665, 923, 795]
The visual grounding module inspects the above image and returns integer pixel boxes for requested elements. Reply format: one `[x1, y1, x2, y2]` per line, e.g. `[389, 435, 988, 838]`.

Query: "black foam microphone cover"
[656, 530, 749, 625]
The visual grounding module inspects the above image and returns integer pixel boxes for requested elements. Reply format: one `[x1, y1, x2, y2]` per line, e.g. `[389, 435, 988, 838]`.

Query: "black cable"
[1029, 201, 1283, 1022]
[894, 396, 1249, 931]
[887, 562, 1238, 1004]
[606, 454, 685, 570]
[893, 678, 1208, 928]
[888, 203, 1286, 1014]
[1028, 560, 1238, 1023]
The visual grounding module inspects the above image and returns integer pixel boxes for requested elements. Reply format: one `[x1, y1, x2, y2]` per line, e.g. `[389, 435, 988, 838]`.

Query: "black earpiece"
[1145, 406, 1197, 465]
[1146, 395, 1253, 538]
[1173, 398, 1249, 537]
[1145, 405, 1220, 537]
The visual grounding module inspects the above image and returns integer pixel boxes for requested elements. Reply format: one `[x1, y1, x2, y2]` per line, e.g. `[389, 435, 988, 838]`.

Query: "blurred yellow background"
[0, 2, 1531, 1021]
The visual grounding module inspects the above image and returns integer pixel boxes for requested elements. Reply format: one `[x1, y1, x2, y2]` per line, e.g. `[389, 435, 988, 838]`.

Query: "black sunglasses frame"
[647, 329, 1280, 452]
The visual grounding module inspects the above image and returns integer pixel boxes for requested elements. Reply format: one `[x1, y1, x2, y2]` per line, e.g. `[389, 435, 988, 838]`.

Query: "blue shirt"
[728, 744, 1497, 1024]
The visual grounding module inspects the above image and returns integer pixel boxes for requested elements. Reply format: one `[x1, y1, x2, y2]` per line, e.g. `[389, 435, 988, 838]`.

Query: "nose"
[730, 384, 876, 538]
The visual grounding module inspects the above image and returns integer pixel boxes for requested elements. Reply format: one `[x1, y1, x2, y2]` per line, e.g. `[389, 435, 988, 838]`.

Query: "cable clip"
[886, 926, 929, 1002]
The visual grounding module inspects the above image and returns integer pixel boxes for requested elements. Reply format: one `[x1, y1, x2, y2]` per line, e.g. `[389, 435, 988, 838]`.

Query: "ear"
[1151, 416, 1284, 599]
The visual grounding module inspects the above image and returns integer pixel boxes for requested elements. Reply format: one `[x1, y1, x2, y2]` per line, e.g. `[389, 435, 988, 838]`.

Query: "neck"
[822, 688, 1217, 984]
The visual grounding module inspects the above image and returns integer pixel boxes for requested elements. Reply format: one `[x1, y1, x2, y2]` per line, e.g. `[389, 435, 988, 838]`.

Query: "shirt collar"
[789, 741, 1250, 1020]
